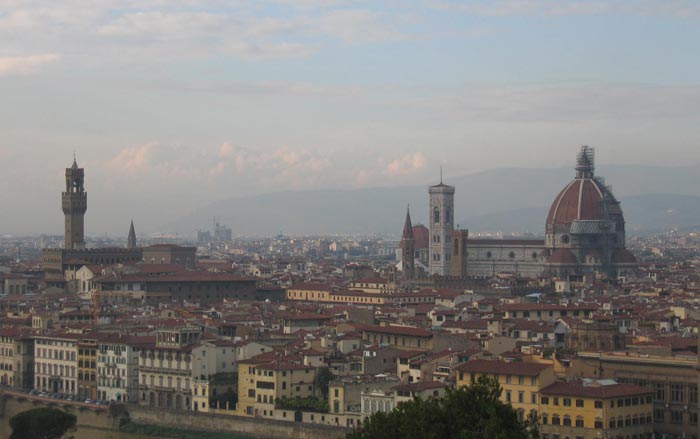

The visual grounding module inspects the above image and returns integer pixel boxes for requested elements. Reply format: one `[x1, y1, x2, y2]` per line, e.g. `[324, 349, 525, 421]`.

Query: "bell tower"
[428, 169, 455, 276]
[401, 207, 415, 280]
[62, 156, 87, 249]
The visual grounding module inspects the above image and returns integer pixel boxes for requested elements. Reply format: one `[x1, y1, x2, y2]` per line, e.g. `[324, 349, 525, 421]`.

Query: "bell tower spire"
[128, 220, 137, 249]
[401, 206, 415, 280]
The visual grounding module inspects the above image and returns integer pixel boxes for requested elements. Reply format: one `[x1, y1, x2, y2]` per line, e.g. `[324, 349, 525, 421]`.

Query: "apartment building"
[34, 332, 80, 395]
[97, 335, 152, 402]
[77, 337, 97, 400]
[0, 327, 34, 388]
[576, 351, 700, 439]
[455, 359, 556, 420]
[539, 379, 653, 439]
[236, 353, 316, 419]
[138, 327, 202, 410]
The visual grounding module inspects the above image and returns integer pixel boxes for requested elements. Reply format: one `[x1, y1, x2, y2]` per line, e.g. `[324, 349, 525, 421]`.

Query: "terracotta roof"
[358, 324, 433, 338]
[547, 248, 578, 265]
[547, 178, 608, 226]
[455, 359, 551, 376]
[413, 225, 429, 249]
[612, 248, 637, 264]
[541, 381, 652, 399]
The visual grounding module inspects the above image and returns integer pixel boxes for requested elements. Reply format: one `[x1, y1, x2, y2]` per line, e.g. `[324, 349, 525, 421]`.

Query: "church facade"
[423, 146, 637, 280]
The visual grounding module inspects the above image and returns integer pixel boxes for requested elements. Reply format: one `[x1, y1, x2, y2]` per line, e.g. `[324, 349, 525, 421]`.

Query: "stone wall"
[0, 391, 124, 439]
[127, 405, 347, 439]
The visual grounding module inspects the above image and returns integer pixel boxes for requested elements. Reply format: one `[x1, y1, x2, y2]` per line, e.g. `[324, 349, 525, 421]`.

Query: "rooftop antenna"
[440, 166, 443, 184]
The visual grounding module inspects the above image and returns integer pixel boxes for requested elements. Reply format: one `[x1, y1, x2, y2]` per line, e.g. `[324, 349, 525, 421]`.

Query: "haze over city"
[1, 0, 700, 235]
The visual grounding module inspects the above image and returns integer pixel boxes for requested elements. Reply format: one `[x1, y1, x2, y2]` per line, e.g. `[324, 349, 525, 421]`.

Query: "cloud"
[385, 152, 427, 175]
[0, 54, 61, 76]
[106, 142, 157, 174]
[316, 9, 404, 43]
[430, 0, 700, 17]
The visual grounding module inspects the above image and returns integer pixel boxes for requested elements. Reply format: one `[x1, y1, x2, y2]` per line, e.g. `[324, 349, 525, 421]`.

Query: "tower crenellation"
[62, 156, 87, 250]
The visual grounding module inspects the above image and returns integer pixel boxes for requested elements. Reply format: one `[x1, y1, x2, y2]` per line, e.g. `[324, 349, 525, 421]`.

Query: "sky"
[1, 0, 699, 235]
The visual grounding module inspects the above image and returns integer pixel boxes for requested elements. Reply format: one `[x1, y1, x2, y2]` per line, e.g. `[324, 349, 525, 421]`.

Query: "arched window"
[433, 208, 440, 224]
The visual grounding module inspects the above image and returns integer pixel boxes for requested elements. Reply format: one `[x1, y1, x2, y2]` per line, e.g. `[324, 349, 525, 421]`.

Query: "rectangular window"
[563, 398, 571, 407]
[540, 396, 549, 405]
[690, 385, 698, 404]
[670, 384, 684, 403]
[655, 383, 666, 401]
[671, 410, 683, 424]
[594, 400, 603, 408]
[575, 399, 584, 408]
[506, 391, 511, 402]
[575, 419, 584, 427]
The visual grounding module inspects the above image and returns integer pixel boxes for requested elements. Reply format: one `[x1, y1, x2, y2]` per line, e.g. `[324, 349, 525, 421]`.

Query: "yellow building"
[77, 337, 98, 400]
[236, 355, 316, 419]
[286, 283, 388, 306]
[0, 327, 34, 388]
[539, 380, 653, 439]
[455, 359, 556, 420]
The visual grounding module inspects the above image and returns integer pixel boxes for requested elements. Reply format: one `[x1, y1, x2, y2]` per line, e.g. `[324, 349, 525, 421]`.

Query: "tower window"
[433, 208, 440, 224]
[509, 252, 515, 259]
[486, 251, 492, 259]
[446, 208, 451, 224]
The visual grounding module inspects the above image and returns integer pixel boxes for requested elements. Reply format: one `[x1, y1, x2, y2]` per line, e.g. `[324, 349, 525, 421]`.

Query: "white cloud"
[385, 152, 427, 175]
[0, 53, 61, 76]
[430, 0, 700, 17]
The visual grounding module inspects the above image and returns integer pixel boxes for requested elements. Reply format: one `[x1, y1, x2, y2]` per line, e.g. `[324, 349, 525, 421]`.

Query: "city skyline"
[1, 1, 699, 235]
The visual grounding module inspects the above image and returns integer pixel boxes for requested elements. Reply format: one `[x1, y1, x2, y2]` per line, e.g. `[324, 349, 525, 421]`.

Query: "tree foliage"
[314, 366, 335, 400]
[9, 407, 77, 439]
[347, 377, 538, 439]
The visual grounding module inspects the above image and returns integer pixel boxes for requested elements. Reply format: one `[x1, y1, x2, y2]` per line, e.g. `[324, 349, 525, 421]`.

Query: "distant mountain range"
[165, 164, 700, 236]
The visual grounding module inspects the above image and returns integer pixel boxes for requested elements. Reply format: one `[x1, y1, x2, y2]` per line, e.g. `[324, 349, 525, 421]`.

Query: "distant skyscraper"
[62, 156, 87, 250]
[401, 206, 415, 280]
[428, 172, 455, 275]
[128, 220, 137, 249]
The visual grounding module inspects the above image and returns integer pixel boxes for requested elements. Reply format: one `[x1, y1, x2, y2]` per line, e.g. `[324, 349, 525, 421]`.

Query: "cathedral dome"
[546, 146, 622, 230]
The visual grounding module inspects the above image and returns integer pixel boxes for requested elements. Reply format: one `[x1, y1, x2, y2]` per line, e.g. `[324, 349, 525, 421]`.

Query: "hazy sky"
[1, 0, 699, 235]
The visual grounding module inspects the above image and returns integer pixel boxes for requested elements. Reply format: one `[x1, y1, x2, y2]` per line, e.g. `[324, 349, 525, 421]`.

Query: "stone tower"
[62, 156, 87, 250]
[428, 173, 455, 276]
[128, 220, 137, 249]
[401, 207, 415, 280]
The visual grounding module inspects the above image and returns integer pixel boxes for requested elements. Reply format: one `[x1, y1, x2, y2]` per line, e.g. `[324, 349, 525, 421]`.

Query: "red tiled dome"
[547, 248, 578, 264]
[413, 225, 429, 249]
[612, 248, 637, 264]
[546, 178, 608, 226]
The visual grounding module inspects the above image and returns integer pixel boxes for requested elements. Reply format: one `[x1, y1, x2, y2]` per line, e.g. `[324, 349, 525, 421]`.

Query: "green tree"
[314, 366, 335, 400]
[347, 377, 538, 439]
[9, 407, 77, 439]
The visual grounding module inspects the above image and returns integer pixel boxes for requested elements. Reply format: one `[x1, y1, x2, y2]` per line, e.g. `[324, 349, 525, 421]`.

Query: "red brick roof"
[358, 324, 433, 338]
[547, 178, 607, 226]
[455, 359, 551, 376]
